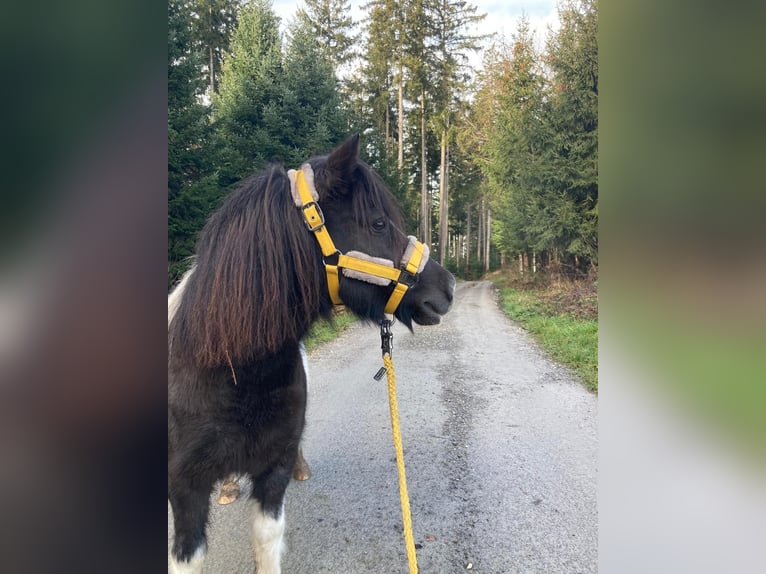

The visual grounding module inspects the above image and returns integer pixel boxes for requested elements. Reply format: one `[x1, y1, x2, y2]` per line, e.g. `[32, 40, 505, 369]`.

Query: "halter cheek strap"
[288, 163, 430, 315]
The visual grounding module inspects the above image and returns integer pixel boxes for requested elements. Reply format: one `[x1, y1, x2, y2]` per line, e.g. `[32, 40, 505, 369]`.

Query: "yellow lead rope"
[383, 352, 419, 574]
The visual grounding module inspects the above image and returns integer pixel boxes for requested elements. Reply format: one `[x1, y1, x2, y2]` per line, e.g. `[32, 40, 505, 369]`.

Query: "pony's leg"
[250, 499, 286, 574]
[249, 466, 292, 574]
[169, 483, 212, 574]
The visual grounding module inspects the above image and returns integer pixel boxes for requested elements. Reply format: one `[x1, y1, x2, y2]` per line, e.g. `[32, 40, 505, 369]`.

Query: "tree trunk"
[477, 198, 483, 263]
[208, 2, 215, 94]
[484, 208, 491, 272]
[209, 47, 215, 94]
[420, 91, 430, 246]
[453, 233, 458, 262]
[466, 205, 471, 269]
[438, 129, 449, 263]
[385, 104, 390, 152]
[397, 62, 404, 169]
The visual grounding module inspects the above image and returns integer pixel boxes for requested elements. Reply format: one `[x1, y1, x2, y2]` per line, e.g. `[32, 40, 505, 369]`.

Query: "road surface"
[168, 280, 597, 573]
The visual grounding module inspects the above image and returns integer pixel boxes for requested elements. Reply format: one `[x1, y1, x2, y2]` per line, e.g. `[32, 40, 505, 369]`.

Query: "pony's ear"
[326, 133, 360, 178]
[316, 134, 360, 200]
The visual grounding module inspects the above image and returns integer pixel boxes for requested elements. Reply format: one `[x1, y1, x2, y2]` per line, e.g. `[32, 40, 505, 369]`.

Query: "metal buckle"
[397, 268, 419, 288]
[302, 201, 325, 231]
[322, 250, 341, 267]
[380, 319, 394, 357]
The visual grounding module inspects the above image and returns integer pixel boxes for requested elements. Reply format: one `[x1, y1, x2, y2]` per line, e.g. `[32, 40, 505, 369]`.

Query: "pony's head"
[169, 134, 454, 369]
[308, 134, 455, 328]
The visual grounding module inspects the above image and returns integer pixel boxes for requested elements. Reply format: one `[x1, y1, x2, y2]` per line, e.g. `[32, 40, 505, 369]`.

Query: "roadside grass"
[303, 307, 358, 352]
[489, 272, 598, 393]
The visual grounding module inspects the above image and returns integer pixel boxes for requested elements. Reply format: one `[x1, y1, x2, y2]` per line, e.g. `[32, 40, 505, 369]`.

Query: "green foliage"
[546, 0, 598, 263]
[281, 22, 349, 159]
[303, 308, 357, 352]
[213, 0, 349, 184]
[168, 0, 221, 286]
[212, 0, 285, 183]
[295, 0, 359, 69]
[477, 2, 598, 276]
[188, 0, 241, 94]
[168, 0, 599, 286]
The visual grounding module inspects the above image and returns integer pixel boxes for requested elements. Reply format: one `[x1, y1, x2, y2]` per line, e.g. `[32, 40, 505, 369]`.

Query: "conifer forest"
[169, 0, 597, 286]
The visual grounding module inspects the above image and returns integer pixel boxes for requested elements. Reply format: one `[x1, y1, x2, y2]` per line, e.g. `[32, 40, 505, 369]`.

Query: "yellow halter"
[288, 164, 429, 315]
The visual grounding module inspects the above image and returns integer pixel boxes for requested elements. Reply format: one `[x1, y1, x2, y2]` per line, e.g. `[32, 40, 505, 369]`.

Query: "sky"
[270, 0, 560, 59]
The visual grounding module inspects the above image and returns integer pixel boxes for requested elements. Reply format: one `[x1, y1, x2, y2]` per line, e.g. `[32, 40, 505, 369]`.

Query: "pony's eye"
[372, 218, 387, 232]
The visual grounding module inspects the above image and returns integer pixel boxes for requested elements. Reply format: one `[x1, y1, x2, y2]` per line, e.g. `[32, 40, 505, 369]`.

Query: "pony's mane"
[169, 165, 326, 369]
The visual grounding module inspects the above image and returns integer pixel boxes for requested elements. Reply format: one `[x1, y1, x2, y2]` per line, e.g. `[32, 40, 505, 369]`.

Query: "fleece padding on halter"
[343, 252, 396, 286]
[401, 236, 429, 274]
[340, 236, 429, 287]
[289, 163, 430, 314]
[287, 164, 318, 206]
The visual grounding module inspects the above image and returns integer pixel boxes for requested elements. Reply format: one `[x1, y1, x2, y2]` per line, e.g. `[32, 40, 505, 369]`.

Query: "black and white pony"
[168, 135, 455, 573]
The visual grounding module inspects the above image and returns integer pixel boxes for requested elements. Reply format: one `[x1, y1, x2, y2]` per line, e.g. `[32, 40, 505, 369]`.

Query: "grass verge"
[303, 307, 358, 352]
[489, 274, 598, 393]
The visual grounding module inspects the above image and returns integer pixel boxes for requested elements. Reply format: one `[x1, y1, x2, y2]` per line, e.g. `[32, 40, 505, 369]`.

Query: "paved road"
[168, 280, 597, 573]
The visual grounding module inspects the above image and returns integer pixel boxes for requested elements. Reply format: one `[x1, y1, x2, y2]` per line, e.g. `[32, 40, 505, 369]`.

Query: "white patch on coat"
[299, 340, 310, 392]
[251, 500, 286, 574]
[168, 264, 196, 327]
[169, 544, 206, 574]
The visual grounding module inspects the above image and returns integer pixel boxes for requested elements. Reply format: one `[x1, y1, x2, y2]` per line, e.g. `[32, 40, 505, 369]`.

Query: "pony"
[168, 134, 455, 573]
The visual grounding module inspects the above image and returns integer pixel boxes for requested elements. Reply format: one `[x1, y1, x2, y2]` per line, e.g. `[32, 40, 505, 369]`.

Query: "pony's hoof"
[293, 449, 311, 481]
[217, 477, 240, 505]
[293, 464, 311, 481]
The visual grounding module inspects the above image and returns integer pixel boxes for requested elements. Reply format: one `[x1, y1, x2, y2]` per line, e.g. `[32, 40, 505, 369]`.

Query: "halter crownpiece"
[288, 163, 430, 314]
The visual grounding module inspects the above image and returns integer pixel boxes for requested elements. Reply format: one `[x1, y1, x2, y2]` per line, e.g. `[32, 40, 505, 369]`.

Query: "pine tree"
[281, 18, 350, 163]
[430, 0, 485, 262]
[213, 0, 349, 182]
[189, 0, 241, 95]
[483, 19, 546, 263]
[213, 0, 285, 184]
[294, 0, 359, 72]
[546, 0, 598, 267]
[362, 0, 407, 166]
[168, 0, 220, 286]
[478, 3, 598, 276]
[403, 0, 438, 245]
[357, 1, 400, 176]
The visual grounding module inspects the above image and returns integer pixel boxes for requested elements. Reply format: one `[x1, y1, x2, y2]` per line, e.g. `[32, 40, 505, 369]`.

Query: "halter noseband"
[288, 163, 429, 315]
